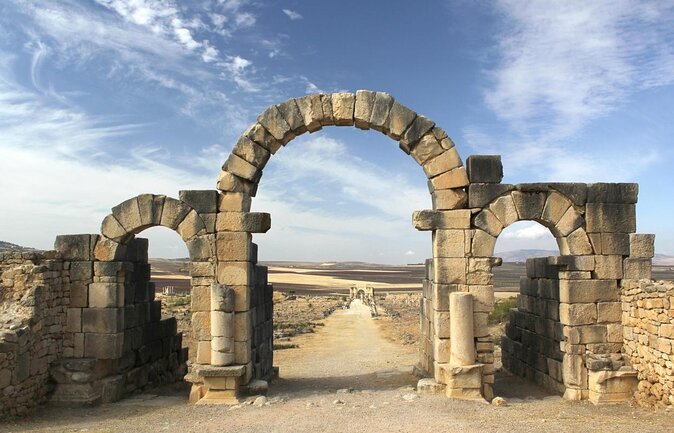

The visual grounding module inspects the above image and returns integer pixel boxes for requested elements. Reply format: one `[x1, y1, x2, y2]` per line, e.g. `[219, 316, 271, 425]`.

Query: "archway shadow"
[493, 370, 561, 402]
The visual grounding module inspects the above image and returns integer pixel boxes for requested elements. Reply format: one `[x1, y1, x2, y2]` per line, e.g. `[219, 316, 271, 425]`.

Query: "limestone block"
[223, 153, 259, 182]
[566, 325, 607, 344]
[295, 94, 323, 132]
[429, 167, 469, 190]
[566, 228, 594, 255]
[433, 312, 451, 339]
[197, 341, 211, 364]
[354, 90, 375, 129]
[412, 209, 471, 230]
[84, 333, 124, 359]
[93, 237, 127, 262]
[562, 353, 588, 388]
[216, 171, 257, 196]
[422, 148, 462, 178]
[434, 258, 467, 284]
[232, 285, 250, 312]
[369, 92, 394, 131]
[473, 209, 503, 237]
[232, 137, 271, 169]
[216, 232, 251, 261]
[257, 105, 290, 141]
[211, 312, 234, 338]
[471, 230, 496, 257]
[243, 122, 282, 154]
[217, 262, 251, 286]
[192, 312, 212, 341]
[548, 255, 595, 271]
[541, 191, 572, 226]
[588, 370, 637, 404]
[600, 233, 630, 256]
[82, 308, 123, 333]
[215, 212, 271, 233]
[234, 312, 252, 342]
[559, 279, 618, 303]
[319, 93, 335, 126]
[186, 235, 214, 261]
[587, 183, 638, 204]
[331, 92, 355, 126]
[466, 155, 503, 184]
[432, 188, 468, 210]
[134, 193, 154, 228]
[433, 229, 466, 258]
[218, 192, 252, 212]
[592, 255, 623, 279]
[160, 197, 192, 230]
[411, 133, 444, 165]
[386, 101, 416, 140]
[66, 308, 82, 333]
[211, 336, 234, 353]
[70, 282, 89, 308]
[467, 184, 514, 208]
[176, 210, 206, 241]
[111, 197, 143, 234]
[596, 302, 621, 323]
[432, 283, 456, 311]
[416, 378, 446, 395]
[89, 283, 123, 308]
[401, 115, 435, 152]
[623, 258, 651, 280]
[433, 339, 451, 363]
[512, 191, 546, 220]
[211, 284, 234, 313]
[443, 364, 483, 390]
[55, 234, 94, 261]
[488, 194, 518, 227]
[468, 285, 494, 312]
[585, 203, 636, 233]
[559, 303, 597, 326]
[191, 285, 211, 312]
[629, 234, 655, 258]
[276, 99, 306, 134]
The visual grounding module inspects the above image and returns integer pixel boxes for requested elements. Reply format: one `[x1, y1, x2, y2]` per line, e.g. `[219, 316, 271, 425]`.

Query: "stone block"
[586, 203, 636, 233]
[234, 341, 252, 364]
[216, 171, 258, 196]
[566, 228, 594, 255]
[511, 191, 546, 220]
[434, 258, 467, 284]
[218, 192, 251, 212]
[488, 194, 518, 227]
[555, 207, 584, 237]
[559, 279, 617, 303]
[89, 283, 123, 308]
[66, 308, 82, 333]
[401, 115, 435, 152]
[276, 99, 305, 134]
[386, 101, 416, 140]
[216, 232, 251, 261]
[567, 325, 607, 344]
[592, 255, 623, 279]
[243, 122, 282, 154]
[197, 341, 211, 364]
[223, 153, 259, 182]
[215, 212, 271, 233]
[55, 234, 94, 261]
[354, 90, 375, 129]
[84, 333, 123, 359]
[432, 188, 468, 210]
[629, 234, 655, 258]
[93, 237, 127, 261]
[466, 155, 503, 183]
[411, 133, 444, 165]
[319, 94, 334, 126]
[295, 94, 323, 132]
[257, 105, 290, 141]
[217, 262, 251, 286]
[234, 312, 252, 342]
[548, 255, 595, 271]
[600, 233, 630, 255]
[433, 312, 451, 339]
[416, 378, 446, 395]
[623, 258, 652, 280]
[369, 92, 394, 132]
[559, 303, 596, 326]
[587, 183, 638, 204]
[211, 312, 234, 338]
[471, 230, 496, 257]
[473, 209, 503, 237]
[82, 308, 123, 333]
[468, 285, 494, 312]
[412, 209, 471, 230]
[186, 235, 214, 261]
[428, 167, 469, 190]
[192, 312, 211, 341]
[179, 190, 218, 214]
[468, 184, 514, 208]
[422, 148, 462, 178]
[541, 191, 572, 226]
[433, 229, 466, 258]
[331, 92, 355, 126]
[433, 339, 451, 363]
[160, 197, 192, 230]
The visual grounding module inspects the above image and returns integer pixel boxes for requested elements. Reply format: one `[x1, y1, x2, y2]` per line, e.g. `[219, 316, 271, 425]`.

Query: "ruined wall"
[0, 251, 67, 417]
[250, 263, 273, 383]
[622, 279, 674, 406]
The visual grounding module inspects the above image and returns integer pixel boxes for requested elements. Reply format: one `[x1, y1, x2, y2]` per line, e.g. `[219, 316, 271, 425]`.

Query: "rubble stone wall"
[0, 251, 67, 418]
[622, 279, 674, 406]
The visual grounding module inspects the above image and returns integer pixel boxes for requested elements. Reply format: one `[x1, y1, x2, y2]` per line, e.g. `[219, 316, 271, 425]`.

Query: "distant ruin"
[1, 90, 671, 416]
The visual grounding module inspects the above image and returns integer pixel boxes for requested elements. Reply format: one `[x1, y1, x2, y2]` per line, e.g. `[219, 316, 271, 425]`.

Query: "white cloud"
[282, 9, 303, 20]
[405, 250, 416, 256]
[500, 223, 550, 240]
[235, 12, 256, 28]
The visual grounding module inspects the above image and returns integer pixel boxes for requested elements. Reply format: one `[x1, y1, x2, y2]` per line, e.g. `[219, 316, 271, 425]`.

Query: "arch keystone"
[512, 191, 546, 220]
[354, 90, 376, 129]
[331, 92, 356, 126]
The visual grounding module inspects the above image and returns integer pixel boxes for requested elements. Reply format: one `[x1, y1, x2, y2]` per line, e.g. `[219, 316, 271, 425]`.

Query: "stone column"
[211, 284, 235, 366]
[449, 292, 475, 367]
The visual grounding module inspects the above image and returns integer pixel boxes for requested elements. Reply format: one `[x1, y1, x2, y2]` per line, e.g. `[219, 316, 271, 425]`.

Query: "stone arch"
[216, 91, 469, 211]
[471, 187, 595, 257]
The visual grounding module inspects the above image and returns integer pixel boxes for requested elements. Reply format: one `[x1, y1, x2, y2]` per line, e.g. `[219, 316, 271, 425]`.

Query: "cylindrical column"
[449, 292, 475, 367]
[211, 284, 235, 366]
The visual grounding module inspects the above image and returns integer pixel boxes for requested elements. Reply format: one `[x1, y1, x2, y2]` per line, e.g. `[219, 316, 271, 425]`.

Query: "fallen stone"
[491, 396, 508, 406]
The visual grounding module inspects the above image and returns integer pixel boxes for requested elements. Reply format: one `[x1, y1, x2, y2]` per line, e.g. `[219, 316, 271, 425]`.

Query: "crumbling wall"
[0, 251, 67, 417]
[622, 279, 674, 406]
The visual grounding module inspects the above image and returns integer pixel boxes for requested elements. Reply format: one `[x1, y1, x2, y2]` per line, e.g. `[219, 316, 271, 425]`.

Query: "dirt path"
[3, 301, 674, 433]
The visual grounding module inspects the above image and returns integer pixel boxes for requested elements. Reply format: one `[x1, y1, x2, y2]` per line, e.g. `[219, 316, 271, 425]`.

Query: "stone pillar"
[449, 293, 475, 367]
[211, 284, 235, 366]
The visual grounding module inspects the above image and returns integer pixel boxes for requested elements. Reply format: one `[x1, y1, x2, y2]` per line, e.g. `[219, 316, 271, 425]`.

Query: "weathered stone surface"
[432, 189, 468, 210]
[223, 153, 259, 182]
[216, 171, 258, 196]
[623, 258, 651, 279]
[511, 191, 546, 220]
[89, 283, 122, 308]
[542, 191, 572, 226]
[232, 137, 271, 169]
[559, 279, 618, 303]
[488, 194, 518, 227]
[137, 194, 155, 227]
[211, 284, 234, 313]
[186, 235, 214, 261]
[243, 123, 283, 154]
[215, 212, 271, 233]
[434, 258, 467, 284]
[386, 101, 416, 140]
[473, 209, 503, 237]
[84, 333, 123, 359]
[101, 214, 127, 241]
[566, 228, 594, 255]
[176, 210, 207, 241]
[412, 209, 471, 230]
[401, 115, 435, 152]
[319, 94, 334, 126]
[433, 230, 467, 258]
[629, 233, 655, 258]
[276, 99, 306, 134]
[295, 94, 323, 132]
[596, 302, 621, 323]
[411, 133, 445, 165]
[555, 206, 584, 237]
[559, 303, 597, 325]
[218, 192, 251, 212]
[471, 230, 496, 257]
[112, 197, 143, 234]
[466, 155, 503, 184]
[369, 92, 394, 131]
[429, 167, 469, 190]
[592, 255, 623, 279]
[354, 90, 375, 129]
[468, 184, 514, 208]
[160, 197, 191, 230]
[216, 232, 251, 261]
[331, 92, 355, 126]
[516, 183, 587, 207]
[257, 105, 290, 141]
[586, 203, 636, 233]
[587, 183, 638, 204]
[422, 148, 462, 178]
[54, 234, 93, 260]
[216, 262, 251, 286]
[82, 308, 123, 333]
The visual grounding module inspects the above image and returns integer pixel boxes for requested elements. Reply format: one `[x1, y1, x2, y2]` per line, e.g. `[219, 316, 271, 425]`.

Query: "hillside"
[0, 241, 36, 253]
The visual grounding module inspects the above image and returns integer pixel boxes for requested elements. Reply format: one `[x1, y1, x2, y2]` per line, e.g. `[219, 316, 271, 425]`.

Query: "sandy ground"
[4, 299, 673, 433]
[268, 268, 422, 290]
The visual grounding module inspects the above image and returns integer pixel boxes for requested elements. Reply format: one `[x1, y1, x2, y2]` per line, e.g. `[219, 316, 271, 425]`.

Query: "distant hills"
[0, 241, 36, 253]
[495, 249, 558, 263]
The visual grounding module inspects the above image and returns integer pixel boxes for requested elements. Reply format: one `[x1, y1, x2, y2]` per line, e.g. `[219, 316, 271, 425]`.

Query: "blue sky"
[1, 0, 673, 263]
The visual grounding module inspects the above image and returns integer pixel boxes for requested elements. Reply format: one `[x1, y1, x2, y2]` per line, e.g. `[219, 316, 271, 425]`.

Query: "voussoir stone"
[386, 101, 416, 140]
[232, 136, 271, 169]
[411, 133, 445, 165]
[160, 197, 192, 230]
[295, 94, 324, 132]
[331, 92, 355, 126]
[112, 197, 143, 233]
[422, 148, 462, 178]
[276, 99, 306, 134]
[429, 167, 469, 190]
[216, 171, 258, 196]
[257, 105, 290, 141]
[243, 123, 283, 154]
[369, 92, 394, 131]
[512, 191, 546, 220]
[320, 94, 335, 126]
[223, 153, 259, 182]
[354, 90, 375, 129]
[401, 115, 435, 152]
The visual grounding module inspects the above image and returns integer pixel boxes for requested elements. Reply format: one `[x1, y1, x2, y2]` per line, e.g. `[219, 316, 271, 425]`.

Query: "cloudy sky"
[1, 1, 673, 263]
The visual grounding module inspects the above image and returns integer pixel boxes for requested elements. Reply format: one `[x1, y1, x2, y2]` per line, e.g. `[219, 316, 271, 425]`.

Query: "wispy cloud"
[282, 9, 303, 21]
[466, 0, 674, 181]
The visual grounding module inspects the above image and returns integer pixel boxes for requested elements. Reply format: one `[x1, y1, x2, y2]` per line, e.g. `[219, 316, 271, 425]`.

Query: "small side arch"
[472, 188, 595, 257]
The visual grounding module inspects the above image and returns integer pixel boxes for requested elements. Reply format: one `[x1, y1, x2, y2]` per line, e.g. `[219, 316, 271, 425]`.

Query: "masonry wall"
[0, 251, 67, 418]
[622, 279, 674, 406]
[502, 258, 566, 394]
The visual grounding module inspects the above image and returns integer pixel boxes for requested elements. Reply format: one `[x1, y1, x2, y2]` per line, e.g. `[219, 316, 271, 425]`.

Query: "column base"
[191, 364, 246, 405]
[441, 364, 486, 401]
